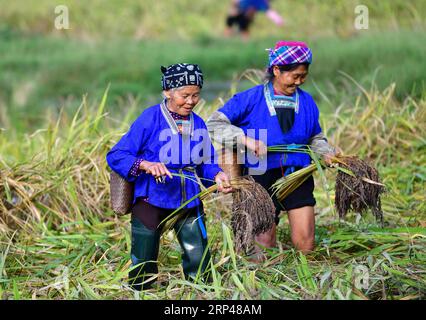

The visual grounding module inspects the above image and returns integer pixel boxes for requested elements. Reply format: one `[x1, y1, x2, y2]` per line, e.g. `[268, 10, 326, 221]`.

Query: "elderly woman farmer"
[107, 63, 232, 291]
[206, 41, 339, 257]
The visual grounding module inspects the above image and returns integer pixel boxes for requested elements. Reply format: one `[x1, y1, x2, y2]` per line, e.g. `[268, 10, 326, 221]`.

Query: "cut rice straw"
[159, 177, 257, 234]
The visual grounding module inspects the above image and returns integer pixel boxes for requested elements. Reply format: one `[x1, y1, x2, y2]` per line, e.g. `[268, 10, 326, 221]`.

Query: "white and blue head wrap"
[161, 63, 204, 90]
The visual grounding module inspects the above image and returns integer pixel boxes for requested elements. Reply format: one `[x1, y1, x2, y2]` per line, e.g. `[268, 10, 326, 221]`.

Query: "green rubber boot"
[129, 217, 160, 291]
[174, 213, 211, 281]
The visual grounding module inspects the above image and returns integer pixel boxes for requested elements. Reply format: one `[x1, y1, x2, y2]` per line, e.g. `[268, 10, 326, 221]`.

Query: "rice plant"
[1, 75, 425, 300]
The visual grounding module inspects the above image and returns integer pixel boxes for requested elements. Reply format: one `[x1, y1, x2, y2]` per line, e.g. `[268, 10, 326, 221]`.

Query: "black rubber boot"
[129, 217, 160, 291]
[174, 212, 211, 281]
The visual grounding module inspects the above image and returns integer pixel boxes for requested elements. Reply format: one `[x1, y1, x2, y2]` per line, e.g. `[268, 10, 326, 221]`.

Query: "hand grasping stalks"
[139, 160, 173, 183]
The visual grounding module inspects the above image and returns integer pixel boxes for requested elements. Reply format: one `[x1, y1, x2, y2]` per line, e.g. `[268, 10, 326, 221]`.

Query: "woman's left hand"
[323, 147, 342, 167]
[215, 171, 233, 194]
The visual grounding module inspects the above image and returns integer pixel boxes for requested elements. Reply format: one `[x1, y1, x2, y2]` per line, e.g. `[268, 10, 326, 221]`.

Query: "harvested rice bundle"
[231, 210, 253, 253]
[335, 156, 385, 223]
[231, 176, 275, 253]
[271, 154, 385, 223]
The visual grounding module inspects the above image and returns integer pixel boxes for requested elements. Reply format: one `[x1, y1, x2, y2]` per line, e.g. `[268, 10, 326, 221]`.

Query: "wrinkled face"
[163, 85, 201, 116]
[272, 64, 309, 96]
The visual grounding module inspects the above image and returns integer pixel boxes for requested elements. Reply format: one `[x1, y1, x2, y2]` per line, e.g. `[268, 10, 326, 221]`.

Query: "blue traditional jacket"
[106, 102, 222, 209]
[217, 84, 322, 171]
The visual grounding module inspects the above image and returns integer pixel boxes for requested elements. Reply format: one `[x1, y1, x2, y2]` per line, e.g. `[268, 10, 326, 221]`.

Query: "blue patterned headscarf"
[161, 63, 204, 90]
[267, 41, 312, 70]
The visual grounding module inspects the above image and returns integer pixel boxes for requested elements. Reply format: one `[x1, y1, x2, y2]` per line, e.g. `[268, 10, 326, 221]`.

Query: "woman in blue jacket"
[107, 63, 232, 290]
[207, 42, 339, 260]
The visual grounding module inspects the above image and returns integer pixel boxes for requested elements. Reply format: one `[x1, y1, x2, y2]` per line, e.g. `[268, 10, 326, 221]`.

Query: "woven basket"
[110, 171, 134, 215]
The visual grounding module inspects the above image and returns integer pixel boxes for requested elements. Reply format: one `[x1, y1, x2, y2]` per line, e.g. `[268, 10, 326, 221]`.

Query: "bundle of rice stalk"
[334, 156, 385, 223]
[270, 151, 386, 223]
[269, 143, 322, 202]
[230, 176, 275, 253]
[271, 163, 318, 202]
[159, 175, 275, 253]
[158, 173, 216, 233]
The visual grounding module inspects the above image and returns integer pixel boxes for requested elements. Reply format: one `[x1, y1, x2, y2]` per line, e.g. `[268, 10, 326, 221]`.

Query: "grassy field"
[0, 76, 425, 300]
[0, 0, 425, 300]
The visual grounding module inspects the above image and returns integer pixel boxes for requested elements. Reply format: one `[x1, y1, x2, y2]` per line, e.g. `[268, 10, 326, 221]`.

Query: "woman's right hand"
[323, 146, 343, 167]
[139, 161, 173, 179]
[243, 136, 267, 158]
[215, 171, 233, 194]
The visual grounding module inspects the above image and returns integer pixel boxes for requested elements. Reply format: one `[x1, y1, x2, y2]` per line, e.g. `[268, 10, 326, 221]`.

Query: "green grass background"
[0, 0, 425, 131]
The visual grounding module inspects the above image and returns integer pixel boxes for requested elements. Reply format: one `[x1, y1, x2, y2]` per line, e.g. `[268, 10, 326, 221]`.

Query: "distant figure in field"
[225, 0, 284, 40]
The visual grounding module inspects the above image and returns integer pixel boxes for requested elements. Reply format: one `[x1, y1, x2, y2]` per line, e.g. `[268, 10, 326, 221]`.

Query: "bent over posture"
[207, 42, 339, 259]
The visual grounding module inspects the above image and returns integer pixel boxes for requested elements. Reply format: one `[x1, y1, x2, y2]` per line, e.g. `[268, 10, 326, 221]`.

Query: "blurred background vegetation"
[0, 0, 425, 130]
